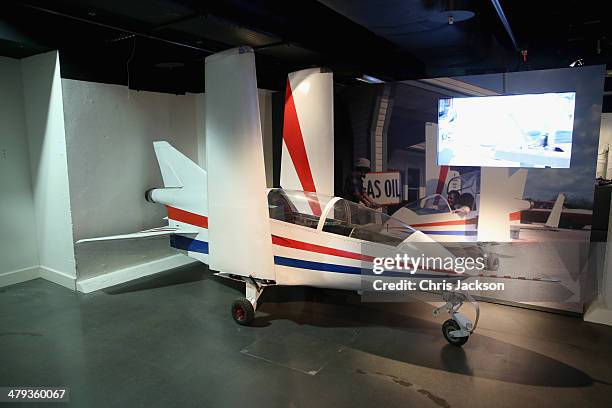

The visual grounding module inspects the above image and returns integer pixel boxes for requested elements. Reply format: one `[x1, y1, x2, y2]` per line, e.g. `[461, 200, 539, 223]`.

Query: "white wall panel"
[0, 57, 39, 283]
[21, 51, 76, 285]
[62, 79, 198, 281]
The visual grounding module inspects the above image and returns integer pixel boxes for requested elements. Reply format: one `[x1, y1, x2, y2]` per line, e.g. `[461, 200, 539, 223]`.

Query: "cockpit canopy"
[405, 194, 453, 215]
[404, 192, 477, 215]
[267, 189, 416, 247]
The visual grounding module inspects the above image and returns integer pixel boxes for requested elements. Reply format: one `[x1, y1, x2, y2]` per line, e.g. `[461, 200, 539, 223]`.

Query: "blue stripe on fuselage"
[169, 237, 457, 278]
[273, 256, 456, 278]
[274, 256, 364, 274]
[170, 235, 209, 254]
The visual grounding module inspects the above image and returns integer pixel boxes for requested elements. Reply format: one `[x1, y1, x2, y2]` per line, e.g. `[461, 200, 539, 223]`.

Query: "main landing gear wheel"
[231, 298, 254, 326]
[442, 319, 469, 346]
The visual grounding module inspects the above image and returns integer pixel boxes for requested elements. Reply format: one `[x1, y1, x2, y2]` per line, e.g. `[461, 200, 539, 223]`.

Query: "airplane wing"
[76, 226, 198, 244]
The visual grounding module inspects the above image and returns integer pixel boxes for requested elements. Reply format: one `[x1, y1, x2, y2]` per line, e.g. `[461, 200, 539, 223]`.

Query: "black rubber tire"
[231, 298, 255, 326]
[442, 319, 469, 346]
[487, 255, 500, 271]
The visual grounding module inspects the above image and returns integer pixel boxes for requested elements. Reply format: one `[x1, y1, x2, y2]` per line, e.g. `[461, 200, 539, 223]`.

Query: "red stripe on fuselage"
[164, 212, 461, 275]
[272, 235, 374, 262]
[411, 217, 478, 228]
[411, 211, 522, 228]
[272, 235, 460, 274]
[166, 206, 208, 228]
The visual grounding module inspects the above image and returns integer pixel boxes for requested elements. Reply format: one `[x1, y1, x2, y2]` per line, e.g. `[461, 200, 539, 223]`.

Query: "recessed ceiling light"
[569, 59, 584, 67]
[356, 74, 384, 84]
[429, 10, 474, 24]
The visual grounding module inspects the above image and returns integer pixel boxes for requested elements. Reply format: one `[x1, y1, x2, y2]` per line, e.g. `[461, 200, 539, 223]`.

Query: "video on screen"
[437, 92, 576, 168]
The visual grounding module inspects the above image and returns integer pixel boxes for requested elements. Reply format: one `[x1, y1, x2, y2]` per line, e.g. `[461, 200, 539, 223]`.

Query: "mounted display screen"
[437, 92, 576, 168]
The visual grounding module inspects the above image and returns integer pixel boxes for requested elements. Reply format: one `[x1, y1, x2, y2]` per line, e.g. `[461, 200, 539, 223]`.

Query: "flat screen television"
[437, 92, 576, 168]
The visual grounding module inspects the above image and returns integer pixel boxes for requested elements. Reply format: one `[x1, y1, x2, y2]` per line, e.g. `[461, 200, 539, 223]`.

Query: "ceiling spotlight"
[429, 10, 474, 24]
[569, 59, 584, 67]
[356, 74, 384, 84]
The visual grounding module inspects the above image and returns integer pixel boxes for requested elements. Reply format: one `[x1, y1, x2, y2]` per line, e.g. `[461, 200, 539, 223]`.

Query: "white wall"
[62, 80, 200, 283]
[0, 57, 39, 285]
[21, 51, 76, 288]
[195, 93, 206, 168]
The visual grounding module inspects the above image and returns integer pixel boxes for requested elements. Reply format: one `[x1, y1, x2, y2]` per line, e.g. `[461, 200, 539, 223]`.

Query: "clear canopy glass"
[267, 188, 415, 246]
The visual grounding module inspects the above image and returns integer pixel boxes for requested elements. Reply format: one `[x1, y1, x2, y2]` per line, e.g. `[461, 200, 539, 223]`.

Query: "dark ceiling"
[1, 0, 611, 102]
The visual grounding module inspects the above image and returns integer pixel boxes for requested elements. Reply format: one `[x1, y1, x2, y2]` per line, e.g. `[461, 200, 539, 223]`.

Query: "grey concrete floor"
[1, 264, 612, 408]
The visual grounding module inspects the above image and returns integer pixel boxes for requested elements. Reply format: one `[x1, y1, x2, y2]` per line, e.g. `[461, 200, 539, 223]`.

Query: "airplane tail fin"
[146, 141, 208, 227]
[153, 141, 206, 189]
[147, 141, 209, 260]
[545, 193, 565, 228]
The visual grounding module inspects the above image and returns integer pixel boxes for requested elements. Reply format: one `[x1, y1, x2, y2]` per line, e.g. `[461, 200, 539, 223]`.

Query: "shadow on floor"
[101, 268, 601, 389]
[255, 286, 598, 388]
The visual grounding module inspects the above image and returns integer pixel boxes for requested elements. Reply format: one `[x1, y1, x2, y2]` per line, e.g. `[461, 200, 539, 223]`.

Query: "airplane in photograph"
[389, 170, 567, 269]
[389, 188, 565, 241]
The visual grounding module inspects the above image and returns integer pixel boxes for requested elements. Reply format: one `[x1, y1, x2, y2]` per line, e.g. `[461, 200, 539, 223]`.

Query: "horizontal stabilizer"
[76, 227, 198, 244]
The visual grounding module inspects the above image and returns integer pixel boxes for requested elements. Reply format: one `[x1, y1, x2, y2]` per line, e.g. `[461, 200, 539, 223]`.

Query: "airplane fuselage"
[165, 201, 459, 291]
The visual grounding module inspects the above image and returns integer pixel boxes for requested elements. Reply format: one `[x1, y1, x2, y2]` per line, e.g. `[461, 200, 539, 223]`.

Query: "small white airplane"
[511, 193, 566, 231]
[390, 170, 527, 241]
[391, 190, 565, 242]
[80, 140, 485, 346]
[77, 46, 556, 347]
[389, 165, 567, 270]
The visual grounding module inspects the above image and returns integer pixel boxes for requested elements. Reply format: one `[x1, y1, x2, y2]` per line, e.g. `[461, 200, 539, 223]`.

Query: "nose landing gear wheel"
[231, 298, 255, 326]
[442, 319, 469, 346]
